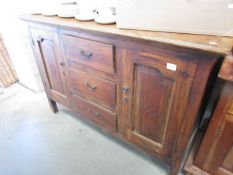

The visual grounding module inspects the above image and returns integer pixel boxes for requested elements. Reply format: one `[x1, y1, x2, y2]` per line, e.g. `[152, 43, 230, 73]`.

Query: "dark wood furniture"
[185, 49, 233, 175]
[20, 15, 233, 175]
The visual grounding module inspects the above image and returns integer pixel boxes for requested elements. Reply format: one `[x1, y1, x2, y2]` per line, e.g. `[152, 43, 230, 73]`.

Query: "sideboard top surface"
[19, 14, 233, 55]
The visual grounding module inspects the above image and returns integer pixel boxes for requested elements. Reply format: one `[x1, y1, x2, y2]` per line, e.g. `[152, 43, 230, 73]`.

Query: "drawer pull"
[59, 62, 65, 67]
[37, 36, 44, 42]
[80, 50, 93, 59]
[123, 97, 129, 103]
[85, 81, 97, 92]
[122, 86, 129, 93]
[95, 112, 100, 117]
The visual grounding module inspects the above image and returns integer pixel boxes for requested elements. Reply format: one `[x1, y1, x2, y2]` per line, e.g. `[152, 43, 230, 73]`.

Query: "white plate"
[58, 12, 77, 18]
[94, 15, 116, 24]
[42, 13, 58, 16]
[42, 11, 58, 16]
[58, 5, 79, 12]
[30, 12, 41, 15]
[74, 13, 94, 21]
[58, 11, 78, 18]
[58, 9, 79, 14]
[59, 0, 76, 4]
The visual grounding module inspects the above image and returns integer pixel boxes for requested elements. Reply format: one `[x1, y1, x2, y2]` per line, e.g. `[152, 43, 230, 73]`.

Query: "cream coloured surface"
[117, 0, 233, 37]
[19, 14, 233, 55]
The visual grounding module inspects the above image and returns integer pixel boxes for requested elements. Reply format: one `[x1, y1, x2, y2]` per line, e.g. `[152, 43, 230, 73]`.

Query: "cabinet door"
[120, 50, 196, 158]
[30, 28, 69, 107]
[194, 83, 233, 175]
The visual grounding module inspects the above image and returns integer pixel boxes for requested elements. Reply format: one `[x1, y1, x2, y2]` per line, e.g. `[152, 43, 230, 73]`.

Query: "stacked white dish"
[58, 1, 79, 18]
[42, 2, 59, 16]
[74, 8, 95, 21]
[74, 1, 95, 21]
[27, 1, 44, 15]
[75, 13, 94, 21]
[93, 0, 117, 24]
[74, 5, 116, 24]
[94, 7, 116, 25]
[28, 6, 42, 15]
[30, 0, 117, 25]
[42, 10, 58, 16]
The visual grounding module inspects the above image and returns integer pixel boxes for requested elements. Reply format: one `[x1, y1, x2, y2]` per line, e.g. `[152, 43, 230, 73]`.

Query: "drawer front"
[70, 69, 116, 111]
[74, 96, 117, 132]
[60, 34, 115, 76]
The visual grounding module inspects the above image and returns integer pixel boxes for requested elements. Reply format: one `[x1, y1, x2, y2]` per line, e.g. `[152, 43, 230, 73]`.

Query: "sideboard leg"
[169, 163, 180, 175]
[48, 98, 58, 113]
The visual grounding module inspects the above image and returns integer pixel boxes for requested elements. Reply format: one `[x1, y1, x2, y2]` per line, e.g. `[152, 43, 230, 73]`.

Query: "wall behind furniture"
[0, 0, 44, 92]
[0, 0, 118, 92]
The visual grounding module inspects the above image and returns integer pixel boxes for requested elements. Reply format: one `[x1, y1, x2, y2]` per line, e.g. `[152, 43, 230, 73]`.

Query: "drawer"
[70, 70, 116, 111]
[74, 96, 117, 132]
[60, 34, 115, 76]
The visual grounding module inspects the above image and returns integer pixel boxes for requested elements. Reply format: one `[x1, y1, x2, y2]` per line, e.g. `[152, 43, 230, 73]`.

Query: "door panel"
[202, 118, 233, 175]
[221, 146, 233, 172]
[30, 28, 69, 106]
[39, 38, 65, 94]
[194, 83, 233, 175]
[120, 49, 196, 157]
[133, 64, 175, 144]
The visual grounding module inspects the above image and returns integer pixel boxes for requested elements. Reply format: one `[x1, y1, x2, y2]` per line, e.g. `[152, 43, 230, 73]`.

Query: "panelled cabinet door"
[30, 28, 69, 107]
[120, 49, 196, 158]
[194, 83, 233, 175]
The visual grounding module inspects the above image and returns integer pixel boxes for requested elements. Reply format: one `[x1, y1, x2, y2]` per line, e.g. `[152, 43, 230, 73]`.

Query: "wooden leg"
[48, 98, 58, 113]
[169, 162, 181, 175]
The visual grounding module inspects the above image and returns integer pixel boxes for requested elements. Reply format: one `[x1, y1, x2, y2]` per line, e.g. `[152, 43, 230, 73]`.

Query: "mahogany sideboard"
[185, 49, 233, 175]
[20, 15, 233, 175]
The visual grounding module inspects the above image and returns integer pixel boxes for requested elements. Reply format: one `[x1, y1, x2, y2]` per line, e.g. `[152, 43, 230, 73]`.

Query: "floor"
[0, 83, 184, 175]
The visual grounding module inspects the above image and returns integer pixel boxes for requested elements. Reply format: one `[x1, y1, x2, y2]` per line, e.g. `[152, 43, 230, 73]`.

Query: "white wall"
[0, 0, 118, 92]
[0, 0, 47, 92]
[0, 19, 44, 92]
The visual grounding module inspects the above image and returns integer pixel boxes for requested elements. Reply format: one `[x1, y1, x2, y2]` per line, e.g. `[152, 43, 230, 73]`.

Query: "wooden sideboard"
[20, 15, 233, 175]
[185, 50, 233, 175]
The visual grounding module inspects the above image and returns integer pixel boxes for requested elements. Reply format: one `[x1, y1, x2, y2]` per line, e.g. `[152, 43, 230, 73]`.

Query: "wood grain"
[29, 27, 70, 109]
[24, 16, 225, 175]
[218, 48, 233, 82]
[60, 34, 115, 76]
[69, 69, 116, 112]
[19, 14, 233, 55]
[73, 96, 117, 132]
[185, 82, 233, 175]
[119, 48, 197, 162]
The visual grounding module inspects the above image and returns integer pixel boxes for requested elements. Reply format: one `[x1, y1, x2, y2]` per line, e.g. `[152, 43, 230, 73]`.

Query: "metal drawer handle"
[80, 50, 93, 59]
[59, 62, 65, 67]
[37, 36, 44, 42]
[85, 81, 97, 92]
[123, 97, 128, 103]
[122, 86, 129, 93]
[87, 109, 99, 117]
